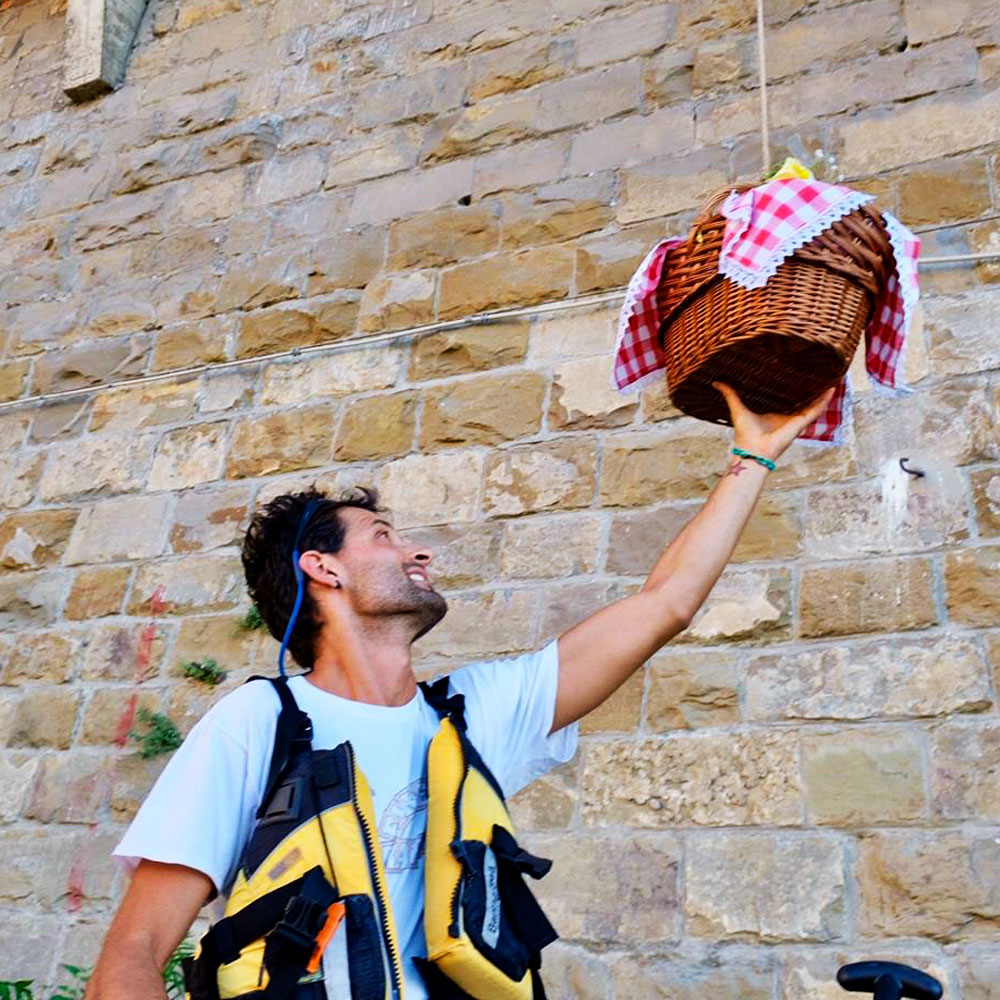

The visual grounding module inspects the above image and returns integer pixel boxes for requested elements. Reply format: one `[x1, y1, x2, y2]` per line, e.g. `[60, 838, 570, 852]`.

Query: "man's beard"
[358, 569, 448, 641]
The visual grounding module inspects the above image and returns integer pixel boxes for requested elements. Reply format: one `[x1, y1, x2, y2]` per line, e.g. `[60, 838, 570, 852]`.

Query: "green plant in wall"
[181, 658, 227, 687]
[129, 707, 183, 759]
[237, 604, 265, 631]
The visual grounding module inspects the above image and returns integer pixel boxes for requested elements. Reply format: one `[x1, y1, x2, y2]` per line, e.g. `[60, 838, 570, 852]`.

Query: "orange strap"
[306, 901, 346, 975]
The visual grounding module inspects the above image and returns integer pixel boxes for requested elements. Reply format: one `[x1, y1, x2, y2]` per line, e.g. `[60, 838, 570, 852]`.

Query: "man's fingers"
[796, 386, 837, 423]
[711, 381, 744, 417]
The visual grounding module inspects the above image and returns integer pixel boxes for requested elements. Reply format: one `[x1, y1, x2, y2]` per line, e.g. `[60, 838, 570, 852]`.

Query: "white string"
[756, 0, 770, 173]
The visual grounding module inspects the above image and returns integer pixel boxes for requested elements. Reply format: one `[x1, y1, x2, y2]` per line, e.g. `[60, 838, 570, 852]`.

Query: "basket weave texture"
[657, 186, 895, 425]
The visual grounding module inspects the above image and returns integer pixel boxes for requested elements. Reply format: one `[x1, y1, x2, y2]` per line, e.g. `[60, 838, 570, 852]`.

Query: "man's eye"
[377, 530, 389, 539]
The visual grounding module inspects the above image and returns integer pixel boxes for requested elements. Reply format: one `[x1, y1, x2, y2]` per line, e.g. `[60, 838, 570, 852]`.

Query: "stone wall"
[1, 0, 999, 994]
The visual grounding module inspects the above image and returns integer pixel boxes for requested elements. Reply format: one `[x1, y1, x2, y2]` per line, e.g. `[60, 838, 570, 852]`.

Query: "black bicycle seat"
[837, 962, 943, 1000]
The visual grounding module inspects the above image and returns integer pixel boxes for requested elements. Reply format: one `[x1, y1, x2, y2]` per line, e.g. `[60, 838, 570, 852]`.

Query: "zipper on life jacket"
[346, 743, 403, 1000]
[448, 721, 469, 939]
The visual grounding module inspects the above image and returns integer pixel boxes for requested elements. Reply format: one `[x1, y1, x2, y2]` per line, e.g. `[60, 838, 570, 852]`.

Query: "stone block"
[31, 337, 150, 397]
[971, 467, 1000, 537]
[415, 590, 537, 658]
[926, 290, 1000, 376]
[839, 88, 1000, 176]
[30, 399, 92, 444]
[9, 689, 80, 749]
[78, 688, 162, 747]
[358, 269, 437, 333]
[349, 159, 475, 227]
[856, 830, 1000, 940]
[483, 439, 597, 518]
[3, 630, 78, 684]
[388, 205, 500, 271]
[600, 425, 729, 507]
[260, 347, 402, 406]
[581, 731, 802, 827]
[508, 762, 576, 833]
[568, 105, 694, 175]
[904, 0, 997, 45]
[539, 581, 617, 640]
[324, 126, 420, 189]
[0, 913, 62, 981]
[685, 567, 792, 645]
[305, 230, 386, 297]
[334, 391, 417, 461]
[647, 650, 741, 731]
[803, 728, 926, 825]
[804, 478, 968, 559]
[946, 547, 1000, 627]
[170, 485, 251, 554]
[0, 569, 69, 629]
[781, 946, 948, 1000]
[955, 946, 1000, 1000]
[236, 301, 344, 359]
[81, 621, 169, 682]
[39, 433, 157, 501]
[529, 832, 681, 944]
[0, 754, 40, 823]
[548, 356, 638, 430]
[64, 565, 131, 619]
[110, 752, 169, 823]
[930, 721, 1000, 821]
[898, 158, 992, 226]
[465, 36, 572, 102]
[575, 4, 675, 69]
[0, 508, 79, 570]
[128, 555, 245, 615]
[404, 524, 502, 591]
[89, 380, 201, 432]
[527, 306, 616, 363]
[692, 36, 748, 94]
[747, 634, 991, 722]
[226, 407, 336, 479]
[64, 494, 172, 565]
[407, 321, 529, 381]
[420, 372, 546, 449]
[498, 187, 613, 250]
[686, 833, 847, 942]
[799, 558, 937, 638]
[500, 514, 601, 580]
[0, 357, 30, 401]
[613, 951, 775, 1000]
[534, 943, 609, 1000]
[149, 421, 229, 491]
[200, 371, 256, 413]
[471, 138, 569, 199]
[378, 450, 484, 528]
[438, 246, 574, 320]
[171, 612, 271, 680]
[580, 669, 643, 735]
[425, 64, 640, 163]
[214, 253, 305, 313]
[617, 150, 729, 224]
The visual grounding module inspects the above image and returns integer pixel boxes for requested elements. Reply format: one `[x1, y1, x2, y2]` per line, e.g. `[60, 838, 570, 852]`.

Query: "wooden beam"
[63, 0, 151, 102]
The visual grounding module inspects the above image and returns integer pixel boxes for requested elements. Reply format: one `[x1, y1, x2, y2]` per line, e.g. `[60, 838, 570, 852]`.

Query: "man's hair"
[241, 487, 382, 669]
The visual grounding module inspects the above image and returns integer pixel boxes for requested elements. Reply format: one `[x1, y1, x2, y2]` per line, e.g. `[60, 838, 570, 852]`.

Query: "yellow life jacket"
[183, 675, 557, 1000]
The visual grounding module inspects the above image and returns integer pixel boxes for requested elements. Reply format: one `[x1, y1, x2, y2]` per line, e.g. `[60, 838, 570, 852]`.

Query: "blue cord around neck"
[277, 498, 323, 676]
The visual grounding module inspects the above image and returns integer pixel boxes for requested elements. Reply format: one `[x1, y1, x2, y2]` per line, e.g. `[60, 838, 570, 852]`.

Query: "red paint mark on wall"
[66, 856, 85, 913]
[135, 586, 166, 682]
[114, 692, 140, 748]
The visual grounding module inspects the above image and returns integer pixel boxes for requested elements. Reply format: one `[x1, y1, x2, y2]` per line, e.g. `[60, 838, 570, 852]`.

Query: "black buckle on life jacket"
[266, 894, 330, 963]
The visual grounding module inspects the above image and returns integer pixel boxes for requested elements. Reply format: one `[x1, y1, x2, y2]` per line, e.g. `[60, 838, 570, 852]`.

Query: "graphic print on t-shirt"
[378, 776, 427, 873]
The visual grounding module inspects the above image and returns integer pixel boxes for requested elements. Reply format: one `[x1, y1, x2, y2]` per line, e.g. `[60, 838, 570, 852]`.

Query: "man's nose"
[406, 541, 434, 565]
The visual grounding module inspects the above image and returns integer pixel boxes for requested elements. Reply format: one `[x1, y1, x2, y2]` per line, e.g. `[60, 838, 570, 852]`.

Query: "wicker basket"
[657, 186, 894, 425]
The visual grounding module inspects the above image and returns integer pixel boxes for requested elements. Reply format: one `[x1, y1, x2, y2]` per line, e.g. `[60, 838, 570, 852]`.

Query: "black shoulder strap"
[247, 675, 313, 820]
[419, 675, 467, 731]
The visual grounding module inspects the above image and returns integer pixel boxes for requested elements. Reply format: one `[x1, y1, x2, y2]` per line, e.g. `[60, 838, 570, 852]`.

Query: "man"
[87, 382, 832, 999]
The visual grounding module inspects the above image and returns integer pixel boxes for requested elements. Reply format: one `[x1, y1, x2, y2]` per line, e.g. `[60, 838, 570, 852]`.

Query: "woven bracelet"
[731, 447, 777, 472]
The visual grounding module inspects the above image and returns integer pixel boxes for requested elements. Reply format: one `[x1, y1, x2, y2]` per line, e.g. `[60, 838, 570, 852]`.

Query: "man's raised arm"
[86, 861, 213, 1000]
[551, 382, 834, 733]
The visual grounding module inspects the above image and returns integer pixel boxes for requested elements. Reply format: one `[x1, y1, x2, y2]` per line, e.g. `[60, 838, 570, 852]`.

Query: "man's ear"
[298, 551, 341, 589]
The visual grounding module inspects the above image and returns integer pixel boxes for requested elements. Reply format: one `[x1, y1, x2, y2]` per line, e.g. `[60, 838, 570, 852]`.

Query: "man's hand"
[715, 381, 836, 461]
[552, 382, 835, 733]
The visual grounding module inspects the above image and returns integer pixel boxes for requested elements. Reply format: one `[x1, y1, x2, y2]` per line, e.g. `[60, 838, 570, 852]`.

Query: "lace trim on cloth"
[718, 188, 876, 290]
[611, 237, 681, 391]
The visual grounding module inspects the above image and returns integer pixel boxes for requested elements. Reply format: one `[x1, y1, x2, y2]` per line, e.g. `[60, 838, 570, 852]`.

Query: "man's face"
[330, 507, 447, 639]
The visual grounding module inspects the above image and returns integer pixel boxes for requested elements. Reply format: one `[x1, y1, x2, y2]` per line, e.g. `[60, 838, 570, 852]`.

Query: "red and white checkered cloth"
[613, 177, 921, 444]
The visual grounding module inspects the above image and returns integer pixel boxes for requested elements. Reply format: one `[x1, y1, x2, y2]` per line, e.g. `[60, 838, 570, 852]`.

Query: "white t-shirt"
[113, 641, 577, 1000]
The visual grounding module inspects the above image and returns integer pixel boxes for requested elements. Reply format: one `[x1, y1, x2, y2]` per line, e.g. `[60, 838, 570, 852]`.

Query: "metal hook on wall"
[899, 457, 925, 478]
